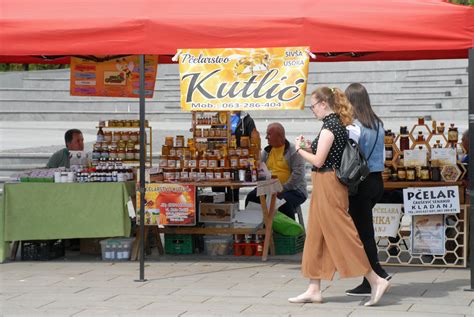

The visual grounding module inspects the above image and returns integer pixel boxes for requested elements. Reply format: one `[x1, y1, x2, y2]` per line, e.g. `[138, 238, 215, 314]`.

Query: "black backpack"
[336, 124, 379, 195]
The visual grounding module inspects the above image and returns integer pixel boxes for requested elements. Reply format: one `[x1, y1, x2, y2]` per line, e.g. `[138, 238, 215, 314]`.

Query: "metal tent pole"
[136, 54, 147, 282]
[467, 48, 474, 291]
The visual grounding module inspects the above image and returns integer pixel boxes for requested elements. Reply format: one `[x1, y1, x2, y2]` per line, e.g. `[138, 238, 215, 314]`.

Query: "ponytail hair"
[312, 87, 353, 126]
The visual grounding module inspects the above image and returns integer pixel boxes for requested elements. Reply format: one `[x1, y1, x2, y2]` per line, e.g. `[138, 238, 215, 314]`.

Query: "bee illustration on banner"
[115, 58, 134, 79]
[231, 53, 272, 77]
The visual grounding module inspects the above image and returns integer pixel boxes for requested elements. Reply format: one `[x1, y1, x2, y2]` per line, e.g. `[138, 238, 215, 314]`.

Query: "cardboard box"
[80, 238, 103, 255]
[198, 192, 225, 204]
[199, 202, 238, 223]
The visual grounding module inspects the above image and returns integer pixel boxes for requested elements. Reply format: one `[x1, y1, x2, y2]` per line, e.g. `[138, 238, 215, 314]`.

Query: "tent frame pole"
[467, 48, 474, 291]
[136, 54, 147, 282]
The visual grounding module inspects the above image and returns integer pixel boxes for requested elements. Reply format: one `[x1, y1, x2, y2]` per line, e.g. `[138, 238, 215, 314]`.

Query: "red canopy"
[0, 0, 472, 62]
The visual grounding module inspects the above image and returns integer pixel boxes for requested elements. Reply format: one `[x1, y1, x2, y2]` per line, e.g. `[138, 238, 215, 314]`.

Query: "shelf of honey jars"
[383, 118, 466, 186]
[93, 120, 153, 166]
[157, 111, 262, 183]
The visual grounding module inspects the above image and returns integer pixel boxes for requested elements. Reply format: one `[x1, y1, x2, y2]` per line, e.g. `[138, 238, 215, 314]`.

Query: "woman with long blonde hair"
[290, 87, 390, 306]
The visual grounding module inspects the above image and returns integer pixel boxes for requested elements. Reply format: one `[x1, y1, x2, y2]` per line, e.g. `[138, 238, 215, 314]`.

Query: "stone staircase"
[0, 59, 469, 194]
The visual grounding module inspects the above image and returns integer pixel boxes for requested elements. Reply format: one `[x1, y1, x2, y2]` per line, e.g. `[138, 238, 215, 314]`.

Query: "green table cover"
[1, 182, 135, 262]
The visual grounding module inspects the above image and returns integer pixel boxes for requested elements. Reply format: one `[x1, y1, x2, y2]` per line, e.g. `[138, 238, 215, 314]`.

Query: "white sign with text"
[372, 204, 402, 238]
[403, 186, 460, 216]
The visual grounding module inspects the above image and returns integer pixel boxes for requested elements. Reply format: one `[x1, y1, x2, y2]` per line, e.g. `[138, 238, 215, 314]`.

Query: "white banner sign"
[372, 204, 402, 238]
[403, 186, 460, 216]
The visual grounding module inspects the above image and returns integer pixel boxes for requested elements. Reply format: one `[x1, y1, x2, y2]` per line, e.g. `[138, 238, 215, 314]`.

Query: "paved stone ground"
[0, 257, 473, 317]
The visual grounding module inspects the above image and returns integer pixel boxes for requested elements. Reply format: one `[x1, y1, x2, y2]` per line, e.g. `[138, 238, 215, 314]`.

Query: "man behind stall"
[245, 123, 307, 220]
[47, 129, 84, 168]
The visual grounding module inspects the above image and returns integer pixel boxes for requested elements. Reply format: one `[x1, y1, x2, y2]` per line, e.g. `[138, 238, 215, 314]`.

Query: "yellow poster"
[70, 55, 158, 98]
[179, 47, 310, 111]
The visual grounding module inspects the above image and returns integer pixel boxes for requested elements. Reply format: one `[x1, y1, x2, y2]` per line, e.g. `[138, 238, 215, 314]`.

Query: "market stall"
[374, 119, 469, 268]
[0, 182, 135, 262]
[0, 0, 472, 284]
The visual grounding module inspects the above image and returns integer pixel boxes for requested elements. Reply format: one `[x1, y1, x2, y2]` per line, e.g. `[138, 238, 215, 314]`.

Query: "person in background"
[290, 86, 389, 306]
[462, 129, 469, 164]
[46, 129, 84, 168]
[214, 111, 257, 201]
[245, 123, 307, 220]
[344, 83, 391, 297]
[231, 111, 256, 147]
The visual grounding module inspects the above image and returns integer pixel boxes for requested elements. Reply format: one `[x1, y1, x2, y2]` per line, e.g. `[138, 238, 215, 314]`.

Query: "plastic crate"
[21, 240, 65, 261]
[165, 234, 194, 254]
[203, 235, 232, 256]
[273, 233, 305, 255]
[100, 238, 134, 261]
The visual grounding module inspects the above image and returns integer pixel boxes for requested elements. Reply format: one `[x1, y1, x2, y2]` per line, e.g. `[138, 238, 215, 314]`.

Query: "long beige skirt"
[301, 171, 371, 280]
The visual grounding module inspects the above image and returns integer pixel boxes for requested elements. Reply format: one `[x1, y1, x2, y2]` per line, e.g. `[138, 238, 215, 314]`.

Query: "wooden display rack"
[381, 120, 469, 268]
[131, 180, 281, 262]
[96, 125, 153, 167]
[376, 205, 469, 268]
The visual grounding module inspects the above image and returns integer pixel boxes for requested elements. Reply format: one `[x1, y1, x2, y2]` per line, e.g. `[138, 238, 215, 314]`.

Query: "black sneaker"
[345, 275, 392, 297]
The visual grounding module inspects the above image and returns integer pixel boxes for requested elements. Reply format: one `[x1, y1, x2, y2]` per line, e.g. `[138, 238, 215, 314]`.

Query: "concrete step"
[0, 153, 50, 166]
[389, 109, 467, 122]
[0, 100, 182, 112]
[401, 84, 468, 89]
[0, 87, 180, 99]
[405, 74, 467, 81]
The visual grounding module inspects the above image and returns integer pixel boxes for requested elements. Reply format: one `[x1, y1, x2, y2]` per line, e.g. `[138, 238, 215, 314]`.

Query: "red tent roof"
[0, 0, 472, 62]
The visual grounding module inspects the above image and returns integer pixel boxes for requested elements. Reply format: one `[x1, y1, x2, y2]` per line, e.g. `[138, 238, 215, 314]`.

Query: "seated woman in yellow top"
[245, 123, 307, 220]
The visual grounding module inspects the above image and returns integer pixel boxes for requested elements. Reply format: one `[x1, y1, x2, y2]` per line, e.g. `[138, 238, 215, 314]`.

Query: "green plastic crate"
[165, 234, 194, 254]
[273, 233, 305, 255]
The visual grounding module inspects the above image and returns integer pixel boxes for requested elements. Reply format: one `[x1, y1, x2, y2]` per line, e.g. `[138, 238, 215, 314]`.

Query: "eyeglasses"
[310, 100, 322, 110]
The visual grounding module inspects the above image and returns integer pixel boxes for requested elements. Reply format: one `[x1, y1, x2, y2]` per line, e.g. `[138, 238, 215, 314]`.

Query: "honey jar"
[180, 168, 190, 179]
[165, 136, 174, 147]
[176, 135, 185, 147]
[104, 131, 113, 142]
[208, 155, 218, 168]
[117, 147, 126, 160]
[230, 155, 239, 168]
[159, 155, 168, 167]
[188, 157, 197, 168]
[397, 168, 406, 181]
[448, 124, 458, 143]
[406, 167, 416, 181]
[214, 169, 223, 179]
[239, 156, 248, 168]
[240, 136, 250, 148]
[113, 131, 122, 142]
[205, 168, 214, 180]
[167, 156, 177, 168]
[420, 166, 430, 180]
[197, 169, 206, 181]
[123, 131, 132, 142]
[417, 131, 424, 142]
[130, 132, 139, 142]
[162, 145, 170, 156]
[437, 122, 445, 134]
[223, 168, 232, 179]
[199, 157, 208, 168]
[164, 169, 176, 180]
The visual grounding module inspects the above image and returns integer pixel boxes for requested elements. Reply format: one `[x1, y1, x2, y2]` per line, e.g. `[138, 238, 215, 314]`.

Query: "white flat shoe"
[288, 293, 323, 304]
[364, 279, 390, 306]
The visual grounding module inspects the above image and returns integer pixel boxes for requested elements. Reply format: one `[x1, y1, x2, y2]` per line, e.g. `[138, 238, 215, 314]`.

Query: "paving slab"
[0, 261, 472, 316]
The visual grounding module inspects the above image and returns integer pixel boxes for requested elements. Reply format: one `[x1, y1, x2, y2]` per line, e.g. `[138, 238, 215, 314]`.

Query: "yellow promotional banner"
[70, 55, 158, 98]
[179, 47, 310, 111]
[137, 183, 196, 226]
